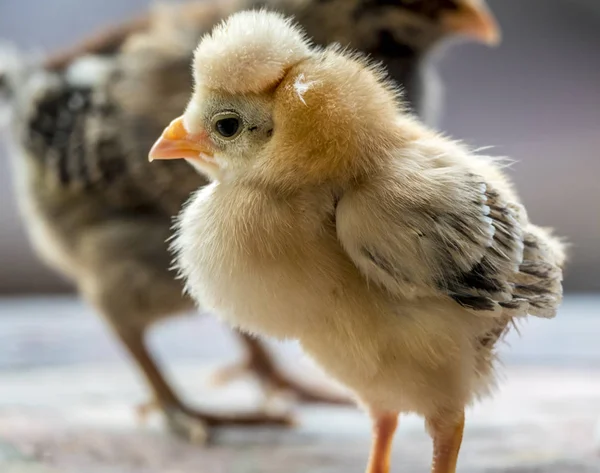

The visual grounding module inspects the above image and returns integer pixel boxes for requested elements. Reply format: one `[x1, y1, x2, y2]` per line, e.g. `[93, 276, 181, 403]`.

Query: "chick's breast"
[175, 173, 500, 418]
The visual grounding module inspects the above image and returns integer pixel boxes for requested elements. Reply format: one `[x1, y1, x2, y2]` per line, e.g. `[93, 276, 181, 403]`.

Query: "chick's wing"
[335, 158, 530, 316]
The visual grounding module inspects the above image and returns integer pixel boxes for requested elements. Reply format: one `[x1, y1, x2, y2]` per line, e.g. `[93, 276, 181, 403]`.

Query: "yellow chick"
[150, 11, 565, 473]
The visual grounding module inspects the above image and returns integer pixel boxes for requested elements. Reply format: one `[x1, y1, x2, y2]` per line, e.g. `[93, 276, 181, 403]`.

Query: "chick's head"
[409, 0, 500, 46]
[149, 10, 405, 188]
[339, 0, 500, 56]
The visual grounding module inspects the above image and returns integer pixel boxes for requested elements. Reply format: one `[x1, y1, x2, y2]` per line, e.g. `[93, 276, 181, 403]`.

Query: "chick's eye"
[212, 113, 242, 139]
[216, 118, 239, 137]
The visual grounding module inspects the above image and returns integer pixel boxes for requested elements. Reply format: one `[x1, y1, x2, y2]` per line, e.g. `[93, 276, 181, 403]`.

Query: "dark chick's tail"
[0, 45, 63, 132]
[0, 45, 22, 129]
[0, 44, 21, 103]
[0, 44, 36, 123]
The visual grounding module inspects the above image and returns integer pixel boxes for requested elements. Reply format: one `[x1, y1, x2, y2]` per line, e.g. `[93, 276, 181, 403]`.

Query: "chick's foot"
[167, 405, 294, 443]
[119, 329, 293, 443]
[138, 400, 294, 443]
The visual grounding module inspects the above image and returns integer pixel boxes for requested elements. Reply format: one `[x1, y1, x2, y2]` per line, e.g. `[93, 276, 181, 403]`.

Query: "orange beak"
[148, 116, 216, 166]
[441, 0, 501, 46]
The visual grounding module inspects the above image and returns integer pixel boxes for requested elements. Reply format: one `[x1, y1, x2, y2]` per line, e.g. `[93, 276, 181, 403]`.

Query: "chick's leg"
[115, 328, 292, 442]
[212, 332, 351, 405]
[366, 412, 399, 473]
[427, 411, 465, 473]
[79, 221, 294, 442]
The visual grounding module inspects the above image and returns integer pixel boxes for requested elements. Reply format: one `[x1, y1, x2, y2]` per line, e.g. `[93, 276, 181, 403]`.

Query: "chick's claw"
[135, 400, 211, 443]
[164, 407, 210, 444]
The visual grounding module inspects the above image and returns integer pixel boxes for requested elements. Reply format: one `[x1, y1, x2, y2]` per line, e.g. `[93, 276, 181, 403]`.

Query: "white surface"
[0, 295, 599, 472]
[0, 295, 598, 370]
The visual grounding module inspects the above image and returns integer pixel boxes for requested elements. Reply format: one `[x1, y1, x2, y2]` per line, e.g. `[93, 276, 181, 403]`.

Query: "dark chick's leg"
[115, 327, 293, 443]
[212, 332, 351, 406]
[79, 222, 293, 442]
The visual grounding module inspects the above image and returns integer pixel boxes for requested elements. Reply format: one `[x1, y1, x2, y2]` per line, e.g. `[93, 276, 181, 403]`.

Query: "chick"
[39, 0, 499, 125]
[150, 11, 565, 472]
[1, 0, 499, 442]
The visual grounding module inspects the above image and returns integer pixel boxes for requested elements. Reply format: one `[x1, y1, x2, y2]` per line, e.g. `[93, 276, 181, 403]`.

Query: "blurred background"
[0, 0, 599, 293]
[0, 1, 598, 472]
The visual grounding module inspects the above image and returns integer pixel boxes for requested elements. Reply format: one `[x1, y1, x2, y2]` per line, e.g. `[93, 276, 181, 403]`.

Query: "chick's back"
[7, 46, 205, 287]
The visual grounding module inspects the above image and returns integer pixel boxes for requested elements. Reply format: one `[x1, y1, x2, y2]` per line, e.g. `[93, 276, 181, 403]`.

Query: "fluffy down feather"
[193, 10, 311, 94]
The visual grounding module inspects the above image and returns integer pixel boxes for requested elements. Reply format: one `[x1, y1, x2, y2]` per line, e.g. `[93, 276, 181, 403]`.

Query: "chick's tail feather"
[0, 44, 61, 136]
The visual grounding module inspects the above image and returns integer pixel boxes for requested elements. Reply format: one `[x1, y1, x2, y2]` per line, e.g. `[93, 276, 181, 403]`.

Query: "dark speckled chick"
[0, 0, 499, 442]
